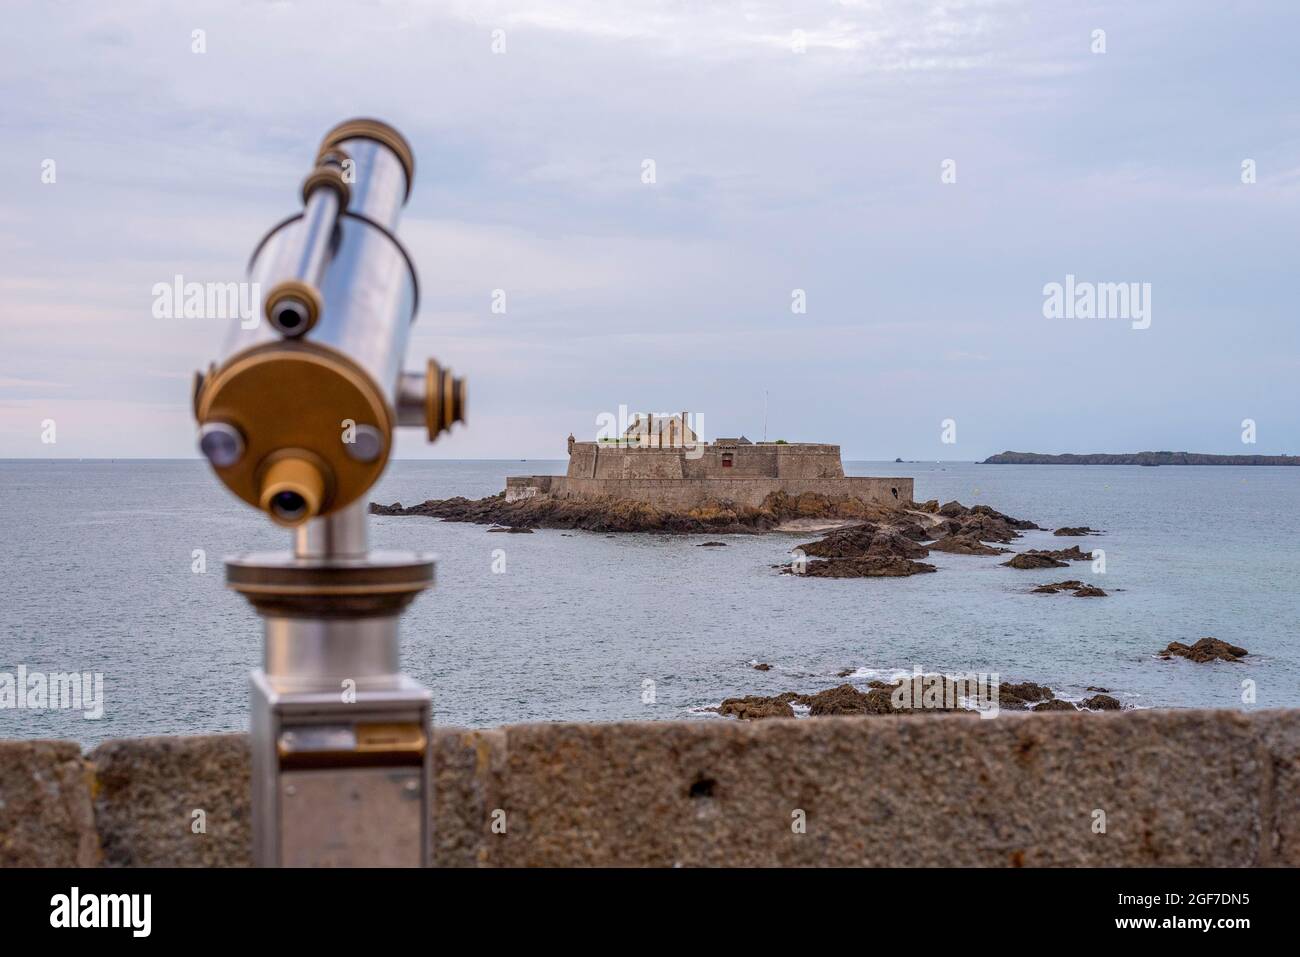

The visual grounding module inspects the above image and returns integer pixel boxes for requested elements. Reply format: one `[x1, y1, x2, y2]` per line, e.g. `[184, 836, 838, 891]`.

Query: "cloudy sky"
[2, 0, 1297, 460]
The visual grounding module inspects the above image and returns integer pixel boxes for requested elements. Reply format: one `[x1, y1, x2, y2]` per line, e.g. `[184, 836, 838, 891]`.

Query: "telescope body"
[195, 119, 462, 526]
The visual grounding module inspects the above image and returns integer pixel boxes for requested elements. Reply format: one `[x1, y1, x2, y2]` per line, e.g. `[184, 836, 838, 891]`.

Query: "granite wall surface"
[2, 709, 1296, 867]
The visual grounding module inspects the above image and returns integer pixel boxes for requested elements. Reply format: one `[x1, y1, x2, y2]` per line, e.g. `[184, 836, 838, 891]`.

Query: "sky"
[1, 0, 1298, 461]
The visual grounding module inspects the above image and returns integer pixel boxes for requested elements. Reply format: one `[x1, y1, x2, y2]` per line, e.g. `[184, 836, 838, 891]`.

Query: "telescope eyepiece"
[258, 453, 328, 528]
[269, 296, 311, 337]
[271, 490, 308, 522]
[264, 281, 322, 339]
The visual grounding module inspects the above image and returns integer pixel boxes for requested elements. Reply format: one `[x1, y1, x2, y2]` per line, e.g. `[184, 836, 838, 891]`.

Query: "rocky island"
[375, 418, 914, 532]
[372, 421, 1106, 586]
[983, 450, 1297, 466]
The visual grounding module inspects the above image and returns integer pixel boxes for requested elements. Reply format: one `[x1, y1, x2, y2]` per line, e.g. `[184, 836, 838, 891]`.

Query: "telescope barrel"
[194, 118, 463, 526]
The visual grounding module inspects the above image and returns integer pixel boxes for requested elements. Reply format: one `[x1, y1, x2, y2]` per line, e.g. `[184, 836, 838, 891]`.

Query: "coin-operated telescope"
[193, 119, 464, 867]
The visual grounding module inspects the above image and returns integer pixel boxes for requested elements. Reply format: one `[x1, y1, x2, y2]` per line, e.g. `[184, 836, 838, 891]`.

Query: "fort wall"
[508, 442, 909, 507]
[506, 475, 908, 508]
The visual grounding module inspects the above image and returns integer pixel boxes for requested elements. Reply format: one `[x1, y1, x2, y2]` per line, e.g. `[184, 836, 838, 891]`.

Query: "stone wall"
[538, 475, 912, 508]
[3, 709, 1298, 867]
[567, 442, 845, 482]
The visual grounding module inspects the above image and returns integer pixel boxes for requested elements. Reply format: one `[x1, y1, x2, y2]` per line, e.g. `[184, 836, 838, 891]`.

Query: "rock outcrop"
[712, 675, 1122, 720]
[998, 682, 1054, 707]
[374, 490, 917, 535]
[801, 684, 899, 716]
[1031, 580, 1107, 597]
[792, 556, 937, 578]
[712, 693, 801, 720]
[1003, 553, 1069, 570]
[1159, 638, 1248, 663]
[1032, 698, 1078, 712]
[1082, 694, 1122, 710]
[928, 535, 1010, 556]
[1003, 545, 1094, 570]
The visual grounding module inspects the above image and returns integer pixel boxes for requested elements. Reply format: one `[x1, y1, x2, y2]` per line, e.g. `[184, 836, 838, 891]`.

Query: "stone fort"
[505, 413, 913, 509]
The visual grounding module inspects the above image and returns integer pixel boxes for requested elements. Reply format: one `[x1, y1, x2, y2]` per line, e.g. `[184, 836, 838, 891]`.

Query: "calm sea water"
[1, 459, 1296, 745]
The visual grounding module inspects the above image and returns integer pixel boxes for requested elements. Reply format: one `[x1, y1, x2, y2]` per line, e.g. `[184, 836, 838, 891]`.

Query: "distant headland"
[983, 451, 1297, 466]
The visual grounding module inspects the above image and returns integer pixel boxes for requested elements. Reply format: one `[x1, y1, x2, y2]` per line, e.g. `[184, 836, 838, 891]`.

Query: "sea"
[1, 459, 1296, 745]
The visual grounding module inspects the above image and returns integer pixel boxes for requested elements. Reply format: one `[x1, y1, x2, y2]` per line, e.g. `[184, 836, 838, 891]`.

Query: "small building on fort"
[507, 426, 912, 509]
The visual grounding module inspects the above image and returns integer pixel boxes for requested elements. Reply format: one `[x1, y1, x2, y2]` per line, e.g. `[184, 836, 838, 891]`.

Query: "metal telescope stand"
[229, 502, 435, 867]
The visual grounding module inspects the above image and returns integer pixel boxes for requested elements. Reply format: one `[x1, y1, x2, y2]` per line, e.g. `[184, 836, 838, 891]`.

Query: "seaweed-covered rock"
[969, 505, 1040, 530]
[711, 693, 801, 720]
[999, 681, 1054, 705]
[1032, 698, 1078, 712]
[1003, 553, 1070, 570]
[794, 556, 937, 578]
[372, 489, 899, 535]
[793, 524, 879, 558]
[957, 514, 1020, 543]
[1026, 545, 1093, 562]
[801, 684, 897, 716]
[709, 675, 1127, 721]
[867, 531, 931, 560]
[1159, 637, 1248, 663]
[929, 535, 1010, 556]
[895, 520, 933, 542]
[1031, 579, 1106, 597]
[1081, 693, 1122, 711]
[794, 526, 929, 560]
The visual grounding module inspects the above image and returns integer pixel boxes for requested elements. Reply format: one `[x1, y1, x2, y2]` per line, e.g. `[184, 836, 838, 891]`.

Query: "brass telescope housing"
[194, 117, 465, 526]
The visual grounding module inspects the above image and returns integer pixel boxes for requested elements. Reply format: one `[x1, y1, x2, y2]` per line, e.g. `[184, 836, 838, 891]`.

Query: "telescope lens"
[258, 454, 326, 526]
[269, 297, 313, 337]
[271, 490, 308, 521]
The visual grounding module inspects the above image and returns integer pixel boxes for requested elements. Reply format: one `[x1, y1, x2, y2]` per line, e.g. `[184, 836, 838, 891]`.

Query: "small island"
[983, 450, 1297, 466]
[374, 416, 916, 533]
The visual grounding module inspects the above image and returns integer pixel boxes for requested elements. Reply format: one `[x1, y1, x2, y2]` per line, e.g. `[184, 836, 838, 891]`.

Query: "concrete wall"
[3, 709, 1298, 867]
